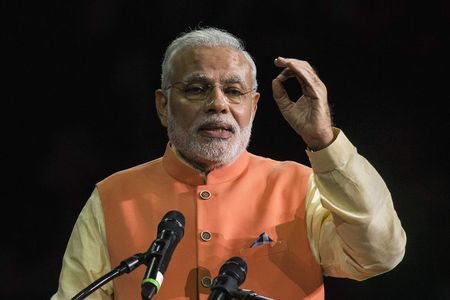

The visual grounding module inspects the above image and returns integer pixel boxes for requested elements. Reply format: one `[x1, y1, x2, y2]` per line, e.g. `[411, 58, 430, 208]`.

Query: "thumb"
[272, 78, 292, 111]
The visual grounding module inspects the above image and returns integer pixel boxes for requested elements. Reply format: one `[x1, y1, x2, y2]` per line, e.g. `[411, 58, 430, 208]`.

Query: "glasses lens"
[176, 82, 252, 103]
[183, 83, 210, 100]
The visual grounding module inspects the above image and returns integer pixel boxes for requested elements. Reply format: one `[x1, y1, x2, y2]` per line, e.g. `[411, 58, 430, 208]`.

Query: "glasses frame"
[164, 81, 256, 104]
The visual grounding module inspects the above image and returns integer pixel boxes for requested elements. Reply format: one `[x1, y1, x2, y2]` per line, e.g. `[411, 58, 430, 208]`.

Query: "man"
[51, 27, 406, 299]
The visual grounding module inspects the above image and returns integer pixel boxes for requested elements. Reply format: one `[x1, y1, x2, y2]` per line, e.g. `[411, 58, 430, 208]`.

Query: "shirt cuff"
[306, 128, 357, 173]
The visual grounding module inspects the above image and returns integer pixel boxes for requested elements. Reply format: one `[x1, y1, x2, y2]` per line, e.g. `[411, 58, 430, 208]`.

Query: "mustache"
[194, 115, 239, 134]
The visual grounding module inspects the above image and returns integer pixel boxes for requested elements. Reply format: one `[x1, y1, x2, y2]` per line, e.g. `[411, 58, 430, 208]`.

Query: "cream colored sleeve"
[50, 188, 113, 299]
[305, 129, 406, 281]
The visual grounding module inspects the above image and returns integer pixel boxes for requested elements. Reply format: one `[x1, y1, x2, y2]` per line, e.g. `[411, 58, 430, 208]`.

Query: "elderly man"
[51, 27, 406, 299]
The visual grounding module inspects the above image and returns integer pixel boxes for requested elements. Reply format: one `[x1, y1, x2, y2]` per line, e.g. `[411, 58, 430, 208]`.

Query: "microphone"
[208, 256, 247, 300]
[141, 210, 185, 299]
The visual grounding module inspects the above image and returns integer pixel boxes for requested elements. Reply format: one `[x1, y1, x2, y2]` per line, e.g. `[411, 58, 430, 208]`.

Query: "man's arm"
[271, 57, 406, 279]
[51, 188, 113, 300]
[305, 129, 406, 280]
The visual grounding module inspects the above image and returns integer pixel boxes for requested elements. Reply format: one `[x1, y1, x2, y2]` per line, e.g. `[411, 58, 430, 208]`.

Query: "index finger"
[274, 57, 325, 98]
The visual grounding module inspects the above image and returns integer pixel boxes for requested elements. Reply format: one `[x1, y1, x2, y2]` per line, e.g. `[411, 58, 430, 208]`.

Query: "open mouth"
[198, 122, 234, 139]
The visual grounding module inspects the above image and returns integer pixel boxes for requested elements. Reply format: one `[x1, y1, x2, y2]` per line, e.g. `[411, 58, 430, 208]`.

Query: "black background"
[3, 1, 450, 299]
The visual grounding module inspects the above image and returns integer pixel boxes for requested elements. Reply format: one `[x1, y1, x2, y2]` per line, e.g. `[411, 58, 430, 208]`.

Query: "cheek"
[169, 102, 199, 126]
[231, 105, 254, 128]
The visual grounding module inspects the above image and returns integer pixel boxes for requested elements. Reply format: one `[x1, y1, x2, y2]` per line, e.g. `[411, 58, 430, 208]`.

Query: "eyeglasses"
[164, 81, 255, 104]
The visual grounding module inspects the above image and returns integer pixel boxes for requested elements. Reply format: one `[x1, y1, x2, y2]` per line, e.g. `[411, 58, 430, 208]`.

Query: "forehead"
[170, 47, 253, 84]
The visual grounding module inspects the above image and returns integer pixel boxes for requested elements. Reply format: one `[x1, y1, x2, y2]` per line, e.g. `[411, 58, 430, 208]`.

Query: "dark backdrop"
[3, 1, 449, 299]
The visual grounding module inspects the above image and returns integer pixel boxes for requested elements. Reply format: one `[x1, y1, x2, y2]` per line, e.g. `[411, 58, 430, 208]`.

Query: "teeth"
[207, 128, 226, 131]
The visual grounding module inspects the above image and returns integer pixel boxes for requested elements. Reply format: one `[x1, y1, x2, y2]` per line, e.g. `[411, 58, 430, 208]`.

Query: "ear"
[251, 92, 260, 114]
[155, 89, 169, 127]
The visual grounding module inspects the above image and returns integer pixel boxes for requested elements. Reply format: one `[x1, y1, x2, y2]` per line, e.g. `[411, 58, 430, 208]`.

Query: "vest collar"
[162, 144, 250, 185]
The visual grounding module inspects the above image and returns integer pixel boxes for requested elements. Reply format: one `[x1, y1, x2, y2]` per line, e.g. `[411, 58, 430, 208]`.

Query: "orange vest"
[97, 145, 324, 299]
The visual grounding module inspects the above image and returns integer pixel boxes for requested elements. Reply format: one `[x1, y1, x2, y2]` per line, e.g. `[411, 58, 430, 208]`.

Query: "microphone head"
[219, 256, 247, 286]
[158, 210, 185, 240]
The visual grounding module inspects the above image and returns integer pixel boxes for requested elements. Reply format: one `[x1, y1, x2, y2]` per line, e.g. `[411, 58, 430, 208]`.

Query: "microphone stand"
[71, 253, 146, 300]
[232, 289, 274, 300]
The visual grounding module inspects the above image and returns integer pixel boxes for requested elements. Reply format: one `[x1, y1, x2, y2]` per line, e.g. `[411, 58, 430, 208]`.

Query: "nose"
[205, 85, 229, 113]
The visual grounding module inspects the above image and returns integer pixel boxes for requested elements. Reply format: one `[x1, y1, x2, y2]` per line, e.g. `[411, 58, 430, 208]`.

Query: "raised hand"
[272, 57, 334, 151]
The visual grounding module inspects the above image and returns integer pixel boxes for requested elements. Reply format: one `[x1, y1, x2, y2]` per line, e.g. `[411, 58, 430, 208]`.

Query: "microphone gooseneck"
[232, 288, 274, 300]
[72, 252, 146, 299]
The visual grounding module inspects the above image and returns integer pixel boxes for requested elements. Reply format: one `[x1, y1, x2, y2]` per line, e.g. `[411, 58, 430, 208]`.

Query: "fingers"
[275, 67, 297, 82]
[273, 57, 326, 99]
[272, 77, 293, 111]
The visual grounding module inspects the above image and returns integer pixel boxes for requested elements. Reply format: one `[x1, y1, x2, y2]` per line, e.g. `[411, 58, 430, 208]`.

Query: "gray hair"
[161, 27, 258, 90]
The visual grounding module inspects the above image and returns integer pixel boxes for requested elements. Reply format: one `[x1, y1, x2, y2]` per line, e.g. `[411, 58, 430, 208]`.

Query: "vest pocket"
[239, 239, 288, 261]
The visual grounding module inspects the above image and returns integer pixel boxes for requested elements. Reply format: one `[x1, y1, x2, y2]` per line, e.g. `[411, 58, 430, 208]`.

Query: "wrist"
[304, 128, 335, 151]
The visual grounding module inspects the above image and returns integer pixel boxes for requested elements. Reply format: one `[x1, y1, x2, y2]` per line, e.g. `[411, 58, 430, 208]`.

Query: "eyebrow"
[183, 73, 246, 86]
[220, 74, 245, 86]
[184, 73, 210, 83]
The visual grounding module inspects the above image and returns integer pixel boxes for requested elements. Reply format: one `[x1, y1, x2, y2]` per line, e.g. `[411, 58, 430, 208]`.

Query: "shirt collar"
[162, 143, 250, 185]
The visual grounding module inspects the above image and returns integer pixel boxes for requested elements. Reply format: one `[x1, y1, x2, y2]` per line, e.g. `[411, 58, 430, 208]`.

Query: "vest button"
[199, 190, 211, 200]
[200, 231, 212, 241]
[201, 276, 212, 288]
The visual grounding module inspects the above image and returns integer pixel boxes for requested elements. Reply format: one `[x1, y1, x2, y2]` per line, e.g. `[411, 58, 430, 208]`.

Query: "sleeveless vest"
[97, 145, 324, 299]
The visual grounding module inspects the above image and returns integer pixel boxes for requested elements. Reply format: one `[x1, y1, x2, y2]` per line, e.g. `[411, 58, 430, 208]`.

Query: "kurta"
[50, 130, 406, 300]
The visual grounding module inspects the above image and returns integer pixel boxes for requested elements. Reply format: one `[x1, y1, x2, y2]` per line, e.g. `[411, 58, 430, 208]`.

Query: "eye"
[184, 83, 209, 95]
[224, 87, 244, 97]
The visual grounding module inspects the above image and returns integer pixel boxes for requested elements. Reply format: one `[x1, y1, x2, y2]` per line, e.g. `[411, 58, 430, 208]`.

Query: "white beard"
[167, 108, 253, 170]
